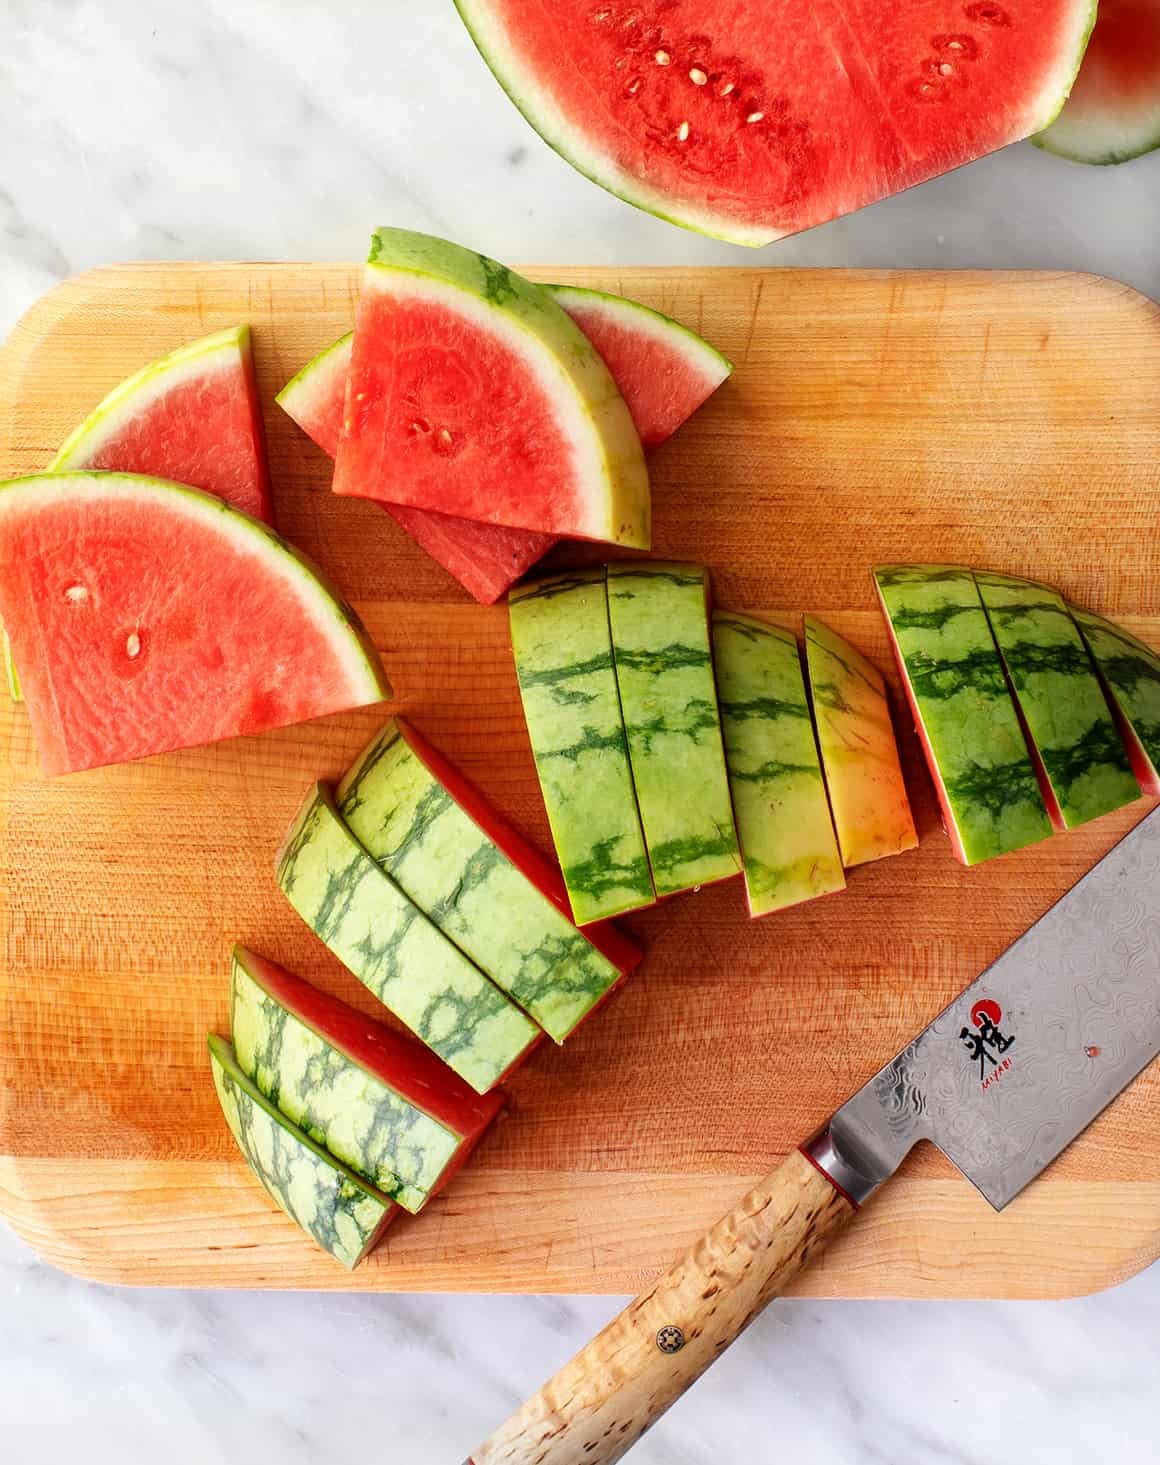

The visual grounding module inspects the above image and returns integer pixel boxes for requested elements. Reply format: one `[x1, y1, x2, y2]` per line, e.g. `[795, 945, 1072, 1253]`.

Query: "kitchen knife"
[466, 808, 1160, 1465]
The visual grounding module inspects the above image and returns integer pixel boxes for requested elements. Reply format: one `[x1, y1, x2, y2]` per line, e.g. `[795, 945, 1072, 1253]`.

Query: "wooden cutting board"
[1, 263, 1159, 1299]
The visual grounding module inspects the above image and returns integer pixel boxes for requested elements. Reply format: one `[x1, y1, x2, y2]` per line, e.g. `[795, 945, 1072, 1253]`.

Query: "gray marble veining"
[2, 3, 1159, 1461]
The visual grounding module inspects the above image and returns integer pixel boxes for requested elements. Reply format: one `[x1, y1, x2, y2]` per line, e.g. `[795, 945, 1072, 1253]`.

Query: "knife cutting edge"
[466, 807, 1160, 1465]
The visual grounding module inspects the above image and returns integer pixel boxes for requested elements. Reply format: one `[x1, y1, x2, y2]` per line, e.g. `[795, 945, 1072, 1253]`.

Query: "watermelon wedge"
[337, 719, 641, 1042]
[278, 284, 728, 601]
[509, 568, 654, 924]
[607, 562, 740, 897]
[975, 572, 1140, 830]
[332, 229, 650, 548]
[230, 947, 502, 1213]
[874, 565, 1053, 865]
[0, 472, 388, 776]
[803, 616, 918, 868]
[712, 611, 845, 918]
[1070, 605, 1160, 796]
[51, 326, 271, 521]
[1036, 0, 1160, 162]
[209, 1033, 399, 1270]
[276, 782, 542, 1093]
[454, 0, 1096, 246]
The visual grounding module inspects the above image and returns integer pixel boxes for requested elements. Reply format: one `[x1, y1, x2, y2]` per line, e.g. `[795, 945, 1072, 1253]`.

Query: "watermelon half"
[277, 284, 729, 602]
[333, 229, 650, 548]
[454, 0, 1096, 245]
[0, 472, 389, 776]
[1036, 0, 1160, 162]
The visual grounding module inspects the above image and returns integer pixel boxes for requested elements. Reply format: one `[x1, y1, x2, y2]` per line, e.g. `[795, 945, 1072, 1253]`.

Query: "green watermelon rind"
[607, 561, 741, 897]
[208, 1033, 396, 1271]
[336, 719, 624, 1043]
[50, 327, 254, 471]
[352, 229, 650, 549]
[712, 610, 845, 917]
[230, 949, 461, 1213]
[275, 781, 540, 1094]
[0, 473, 390, 745]
[974, 570, 1140, 830]
[275, 331, 353, 423]
[455, 0, 1098, 247]
[1069, 603, 1160, 791]
[509, 567, 655, 925]
[3, 628, 20, 703]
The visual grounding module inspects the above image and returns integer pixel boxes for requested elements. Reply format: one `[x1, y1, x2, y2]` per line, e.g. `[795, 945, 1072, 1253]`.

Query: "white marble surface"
[3, 3, 1160, 1462]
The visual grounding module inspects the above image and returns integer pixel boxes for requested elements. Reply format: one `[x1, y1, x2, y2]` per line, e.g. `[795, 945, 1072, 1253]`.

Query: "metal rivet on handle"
[656, 1325, 686, 1354]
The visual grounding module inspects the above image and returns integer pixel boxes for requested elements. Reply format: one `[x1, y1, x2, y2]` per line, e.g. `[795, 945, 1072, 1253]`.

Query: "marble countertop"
[3, 4, 1159, 1462]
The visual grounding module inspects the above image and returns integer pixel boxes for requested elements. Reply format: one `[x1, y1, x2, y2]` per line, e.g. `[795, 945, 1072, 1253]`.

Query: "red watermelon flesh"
[51, 326, 272, 522]
[454, 0, 1095, 245]
[276, 284, 730, 601]
[0, 473, 389, 776]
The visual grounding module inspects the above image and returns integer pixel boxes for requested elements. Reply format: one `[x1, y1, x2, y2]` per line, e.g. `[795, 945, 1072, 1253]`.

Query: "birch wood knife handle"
[467, 1148, 856, 1465]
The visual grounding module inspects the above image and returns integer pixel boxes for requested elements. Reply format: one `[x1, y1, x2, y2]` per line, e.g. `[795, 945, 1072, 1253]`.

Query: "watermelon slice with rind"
[1036, 0, 1160, 163]
[0, 472, 389, 776]
[455, 0, 1096, 245]
[208, 1033, 400, 1271]
[277, 284, 731, 602]
[332, 229, 650, 548]
[1070, 603, 1160, 796]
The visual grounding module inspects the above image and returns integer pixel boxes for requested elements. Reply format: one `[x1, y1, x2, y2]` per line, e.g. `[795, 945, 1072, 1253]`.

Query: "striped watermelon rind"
[975, 571, 1140, 829]
[802, 615, 917, 868]
[1070, 604, 1160, 796]
[208, 1033, 398, 1270]
[275, 782, 540, 1093]
[230, 949, 472, 1213]
[712, 610, 844, 917]
[337, 719, 631, 1043]
[334, 228, 650, 549]
[607, 561, 740, 896]
[509, 567, 655, 924]
[875, 565, 1053, 866]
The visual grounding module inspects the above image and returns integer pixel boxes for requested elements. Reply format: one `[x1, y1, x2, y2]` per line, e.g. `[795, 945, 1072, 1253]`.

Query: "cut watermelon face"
[1036, 0, 1160, 162]
[975, 572, 1141, 830]
[208, 1033, 399, 1270]
[230, 947, 502, 1213]
[874, 565, 1053, 866]
[803, 616, 918, 868]
[455, 0, 1095, 244]
[1070, 604, 1160, 797]
[337, 719, 641, 1042]
[332, 229, 650, 548]
[276, 782, 542, 1094]
[51, 326, 271, 522]
[712, 611, 845, 918]
[607, 562, 740, 897]
[0, 473, 389, 776]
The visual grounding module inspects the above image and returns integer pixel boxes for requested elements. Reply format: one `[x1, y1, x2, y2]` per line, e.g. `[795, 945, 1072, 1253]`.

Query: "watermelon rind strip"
[208, 1033, 397, 1271]
[276, 331, 353, 421]
[544, 284, 735, 383]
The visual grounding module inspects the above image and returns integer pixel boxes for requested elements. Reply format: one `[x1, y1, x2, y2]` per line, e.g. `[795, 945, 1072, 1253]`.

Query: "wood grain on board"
[1, 263, 1158, 1297]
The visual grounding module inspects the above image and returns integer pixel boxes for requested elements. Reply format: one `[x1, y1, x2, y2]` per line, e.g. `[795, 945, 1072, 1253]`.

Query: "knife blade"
[466, 808, 1160, 1465]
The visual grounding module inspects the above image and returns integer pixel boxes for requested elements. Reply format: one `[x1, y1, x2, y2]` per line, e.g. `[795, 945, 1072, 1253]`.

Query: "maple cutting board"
[1, 264, 1159, 1299]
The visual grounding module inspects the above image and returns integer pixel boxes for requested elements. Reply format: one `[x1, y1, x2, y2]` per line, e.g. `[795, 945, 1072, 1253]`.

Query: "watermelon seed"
[625, 76, 643, 95]
[64, 584, 88, 603]
[746, 111, 765, 124]
[409, 417, 432, 436]
[654, 49, 671, 65]
[689, 67, 707, 85]
[939, 62, 954, 74]
[676, 120, 690, 141]
[125, 632, 142, 659]
[718, 80, 736, 96]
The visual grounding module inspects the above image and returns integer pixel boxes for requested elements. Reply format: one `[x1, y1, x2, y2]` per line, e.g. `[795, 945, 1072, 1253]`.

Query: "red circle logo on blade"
[971, 999, 1003, 1029]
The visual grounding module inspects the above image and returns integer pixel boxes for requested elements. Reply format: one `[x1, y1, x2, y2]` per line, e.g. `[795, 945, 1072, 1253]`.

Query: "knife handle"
[466, 1147, 858, 1465]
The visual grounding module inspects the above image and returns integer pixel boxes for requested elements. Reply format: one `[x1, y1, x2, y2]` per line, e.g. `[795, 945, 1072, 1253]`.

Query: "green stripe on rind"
[275, 783, 539, 1094]
[802, 616, 916, 868]
[3, 628, 20, 703]
[230, 953, 459, 1212]
[975, 572, 1139, 829]
[875, 565, 1053, 865]
[208, 1034, 396, 1271]
[607, 562, 740, 897]
[510, 568, 654, 924]
[337, 721, 622, 1043]
[1070, 605, 1160, 785]
[713, 612, 844, 916]
[362, 229, 650, 549]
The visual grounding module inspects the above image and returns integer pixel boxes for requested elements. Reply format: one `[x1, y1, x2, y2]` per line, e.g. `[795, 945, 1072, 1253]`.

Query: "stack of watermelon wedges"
[509, 561, 919, 924]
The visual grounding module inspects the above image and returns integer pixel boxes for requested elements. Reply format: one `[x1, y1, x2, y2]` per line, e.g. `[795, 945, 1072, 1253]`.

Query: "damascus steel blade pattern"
[829, 810, 1160, 1210]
